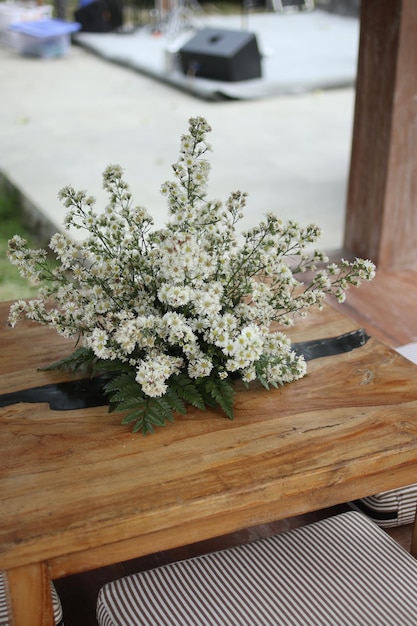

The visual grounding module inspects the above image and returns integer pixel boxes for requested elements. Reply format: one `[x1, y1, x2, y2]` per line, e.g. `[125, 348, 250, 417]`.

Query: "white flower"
[161, 312, 196, 346]
[135, 355, 183, 397]
[188, 356, 213, 378]
[88, 328, 112, 359]
[7, 115, 376, 431]
[158, 285, 193, 308]
[8, 300, 29, 327]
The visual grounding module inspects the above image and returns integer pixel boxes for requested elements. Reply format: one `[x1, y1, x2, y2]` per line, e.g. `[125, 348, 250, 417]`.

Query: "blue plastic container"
[9, 19, 81, 57]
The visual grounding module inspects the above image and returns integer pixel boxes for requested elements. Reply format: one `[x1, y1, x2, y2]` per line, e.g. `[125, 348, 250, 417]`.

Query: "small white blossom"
[135, 355, 183, 397]
[88, 328, 112, 359]
[6, 116, 376, 432]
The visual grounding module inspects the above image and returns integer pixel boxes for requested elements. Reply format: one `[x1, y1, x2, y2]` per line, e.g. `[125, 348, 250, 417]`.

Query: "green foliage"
[104, 372, 176, 435]
[102, 369, 234, 435]
[0, 182, 39, 301]
[0, 179, 60, 301]
[41, 346, 96, 373]
[39, 340, 235, 434]
[197, 376, 235, 419]
[169, 373, 206, 411]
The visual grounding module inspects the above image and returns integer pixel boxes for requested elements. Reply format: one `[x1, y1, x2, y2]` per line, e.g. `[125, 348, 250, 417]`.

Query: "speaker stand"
[152, 0, 203, 39]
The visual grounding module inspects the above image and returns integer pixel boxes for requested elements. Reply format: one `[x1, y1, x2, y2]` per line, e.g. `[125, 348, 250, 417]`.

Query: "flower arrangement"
[7, 117, 375, 434]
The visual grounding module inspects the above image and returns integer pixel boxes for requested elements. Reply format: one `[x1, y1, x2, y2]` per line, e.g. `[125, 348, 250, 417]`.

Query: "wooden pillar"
[344, 0, 417, 270]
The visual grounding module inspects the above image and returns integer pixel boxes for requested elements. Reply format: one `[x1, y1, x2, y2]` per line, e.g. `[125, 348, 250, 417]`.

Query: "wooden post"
[344, 0, 417, 270]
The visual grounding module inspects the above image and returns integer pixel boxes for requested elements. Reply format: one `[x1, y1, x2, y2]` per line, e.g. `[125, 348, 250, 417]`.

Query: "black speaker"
[179, 27, 262, 82]
[74, 0, 123, 33]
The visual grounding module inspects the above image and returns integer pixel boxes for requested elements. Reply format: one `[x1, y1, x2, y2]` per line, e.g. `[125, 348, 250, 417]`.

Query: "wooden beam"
[344, 0, 417, 269]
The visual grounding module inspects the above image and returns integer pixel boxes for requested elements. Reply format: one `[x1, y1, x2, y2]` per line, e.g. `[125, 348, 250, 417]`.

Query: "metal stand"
[153, 0, 202, 39]
[268, 0, 315, 13]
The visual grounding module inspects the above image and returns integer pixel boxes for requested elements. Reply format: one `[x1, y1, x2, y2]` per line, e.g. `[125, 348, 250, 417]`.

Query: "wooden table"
[2, 300, 417, 626]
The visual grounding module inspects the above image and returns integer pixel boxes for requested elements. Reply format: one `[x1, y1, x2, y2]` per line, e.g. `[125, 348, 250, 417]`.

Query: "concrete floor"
[0, 33, 356, 252]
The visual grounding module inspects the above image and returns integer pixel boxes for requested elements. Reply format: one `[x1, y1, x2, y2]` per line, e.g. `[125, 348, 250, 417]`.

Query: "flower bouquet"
[7, 117, 375, 434]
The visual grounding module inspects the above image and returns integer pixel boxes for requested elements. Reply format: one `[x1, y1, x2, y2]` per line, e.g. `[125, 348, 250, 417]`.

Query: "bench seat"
[96, 511, 417, 626]
[350, 483, 417, 527]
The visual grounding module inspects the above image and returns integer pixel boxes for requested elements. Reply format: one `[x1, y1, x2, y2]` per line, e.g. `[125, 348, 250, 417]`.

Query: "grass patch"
[0, 181, 46, 302]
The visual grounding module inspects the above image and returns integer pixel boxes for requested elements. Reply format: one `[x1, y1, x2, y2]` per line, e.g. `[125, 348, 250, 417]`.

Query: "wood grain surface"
[2, 298, 417, 594]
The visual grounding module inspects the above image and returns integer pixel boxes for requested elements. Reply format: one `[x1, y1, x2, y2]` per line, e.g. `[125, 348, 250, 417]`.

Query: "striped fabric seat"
[96, 511, 417, 626]
[350, 483, 417, 527]
[396, 341, 417, 364]
[0, 572, 63, 626]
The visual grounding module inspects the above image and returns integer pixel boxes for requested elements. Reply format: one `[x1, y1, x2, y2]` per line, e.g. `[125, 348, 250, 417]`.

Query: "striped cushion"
[96, 511, 417, 626]
[0, 572, 63, 626]
[396, 342, 417, 364]
[350, 483, 417, 527]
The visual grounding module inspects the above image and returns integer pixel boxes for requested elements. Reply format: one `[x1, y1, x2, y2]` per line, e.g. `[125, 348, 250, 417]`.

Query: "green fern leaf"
[163, 386, 187, 415]
[121, 410, 145, 424]
[255, 371, 270, 390]
[170, 374, 206, 411]
[204, 376, 235, 419]
[146, 405, 169, 426]
[104, 373, 136, 396]
[93, 358, 130, 375]
[114, 397, 146, 412]
[40, 346, 95, 373]
[149, 397, 173, 420]
[121, 409, 155, 435]
[120, 396, 175, 435]
[103, 369, 235, 434]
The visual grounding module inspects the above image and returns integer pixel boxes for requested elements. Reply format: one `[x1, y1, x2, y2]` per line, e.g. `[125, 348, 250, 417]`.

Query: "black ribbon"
[0, 329, 369, 411]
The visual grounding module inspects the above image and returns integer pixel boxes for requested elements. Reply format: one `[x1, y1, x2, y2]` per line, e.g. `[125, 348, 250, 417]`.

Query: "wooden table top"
[2, 298, 417, 607]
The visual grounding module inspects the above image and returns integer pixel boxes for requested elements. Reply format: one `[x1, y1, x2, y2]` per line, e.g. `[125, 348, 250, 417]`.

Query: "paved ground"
[75, 10, 358, 100]
[0, 13, 357, 252]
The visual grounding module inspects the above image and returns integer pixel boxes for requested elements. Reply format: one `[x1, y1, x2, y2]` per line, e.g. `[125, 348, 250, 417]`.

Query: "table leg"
[5, 562, 55, 626]
[412, 516, 417, 558]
